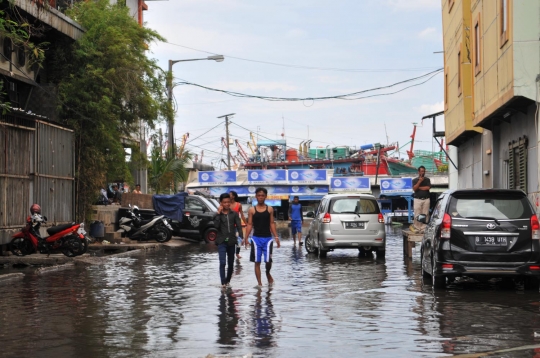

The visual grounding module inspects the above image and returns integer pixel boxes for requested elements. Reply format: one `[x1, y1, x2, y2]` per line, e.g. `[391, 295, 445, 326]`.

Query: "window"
[500, 0, 509, 47]
[17, 47, 25, 66]
[457, 48, 462, 96]
[448, 0, 455, 12]
[1, 38, 11, 63]
[449, 196, 530, 220]
[508, 136, 527, 192]
[185, 197, 206, 211]
[330, 198, 380, 215]
[474, 16, 482, 75]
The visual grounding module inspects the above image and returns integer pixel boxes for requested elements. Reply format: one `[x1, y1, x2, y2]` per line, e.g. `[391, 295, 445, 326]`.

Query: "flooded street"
[2, 226, 540, 357]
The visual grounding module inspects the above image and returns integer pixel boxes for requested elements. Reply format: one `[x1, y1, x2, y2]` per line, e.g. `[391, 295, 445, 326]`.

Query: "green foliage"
[53, 0, 168, 219]
[0, 0, 47, 108]
[148, 137, 192, 194]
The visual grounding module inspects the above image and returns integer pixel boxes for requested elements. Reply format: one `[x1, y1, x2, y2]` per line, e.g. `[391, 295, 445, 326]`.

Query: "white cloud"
[416, 101, 444, 114]
[387, 0, 440, 10]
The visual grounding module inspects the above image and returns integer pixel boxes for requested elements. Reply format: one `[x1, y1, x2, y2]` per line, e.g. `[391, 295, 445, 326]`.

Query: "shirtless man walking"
[245, 187, 281, 287]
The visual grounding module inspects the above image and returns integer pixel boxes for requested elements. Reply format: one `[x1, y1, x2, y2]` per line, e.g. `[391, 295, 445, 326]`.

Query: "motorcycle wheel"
[61, 236, 84, 257]
[154, 226, 170, 243]
[10, 237, 33, 256]
[79, 237, 89, 255]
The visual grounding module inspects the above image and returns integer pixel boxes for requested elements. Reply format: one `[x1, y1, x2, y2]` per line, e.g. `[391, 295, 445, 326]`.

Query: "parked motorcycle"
[118, 205, 173, 242]
[11, 214, 89, 257]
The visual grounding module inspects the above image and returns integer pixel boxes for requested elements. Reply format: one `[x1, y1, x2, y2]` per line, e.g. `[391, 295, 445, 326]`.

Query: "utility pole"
[218, 113, 235, 170]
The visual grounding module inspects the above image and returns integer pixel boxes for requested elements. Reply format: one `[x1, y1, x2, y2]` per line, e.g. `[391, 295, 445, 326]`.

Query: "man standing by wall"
[288, 196, 303, 246]
[411, 166, 431, 233]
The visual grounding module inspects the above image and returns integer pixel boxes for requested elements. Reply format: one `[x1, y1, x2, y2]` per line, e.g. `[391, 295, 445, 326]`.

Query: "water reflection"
[217, 291, 240, 346]
[4, 229, 540, 356]
[250, 288, 277, 349]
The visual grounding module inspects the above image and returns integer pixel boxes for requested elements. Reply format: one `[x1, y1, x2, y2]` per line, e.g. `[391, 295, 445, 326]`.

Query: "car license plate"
[474, 236, 507, 246]
[345, 222, 364, 229]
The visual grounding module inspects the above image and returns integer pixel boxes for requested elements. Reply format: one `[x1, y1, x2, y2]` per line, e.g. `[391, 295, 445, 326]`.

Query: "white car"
[305, 194, 386, 258]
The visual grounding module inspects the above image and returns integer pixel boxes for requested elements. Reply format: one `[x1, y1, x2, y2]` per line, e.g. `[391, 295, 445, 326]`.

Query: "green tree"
[51, 0, 168, 219]
[148, 137, 192, 194]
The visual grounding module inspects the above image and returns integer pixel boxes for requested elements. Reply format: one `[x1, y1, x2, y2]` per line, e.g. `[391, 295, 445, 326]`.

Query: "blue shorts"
[250, 236, 274, 263]
[291, 220, 302, 235]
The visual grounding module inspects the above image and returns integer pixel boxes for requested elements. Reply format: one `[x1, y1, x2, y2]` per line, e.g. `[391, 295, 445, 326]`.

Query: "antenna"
[384, 122, 389, 145]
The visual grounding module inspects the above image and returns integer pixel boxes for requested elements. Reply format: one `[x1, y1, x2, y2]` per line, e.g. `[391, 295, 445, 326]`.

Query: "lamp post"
[166, 54, 224, 191]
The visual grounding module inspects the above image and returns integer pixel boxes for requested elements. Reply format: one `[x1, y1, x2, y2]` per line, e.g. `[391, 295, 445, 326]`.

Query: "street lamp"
[166, 55, 224, 191]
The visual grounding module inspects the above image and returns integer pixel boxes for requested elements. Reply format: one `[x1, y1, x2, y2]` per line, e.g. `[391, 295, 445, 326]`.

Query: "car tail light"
[322, 213, 331, 223]
[442, 264, 453, 270]
[378, 213, 384, 223]
[530, 265, 540, 271]
[531, 215, 540, 240]
[441, 213, 451, 239]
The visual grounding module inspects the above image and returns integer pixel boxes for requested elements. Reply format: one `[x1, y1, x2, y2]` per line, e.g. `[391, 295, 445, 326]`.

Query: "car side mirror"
[306, 211, 315, 218]
[202, 207, 207, 213]
[417, 214, 428, 224]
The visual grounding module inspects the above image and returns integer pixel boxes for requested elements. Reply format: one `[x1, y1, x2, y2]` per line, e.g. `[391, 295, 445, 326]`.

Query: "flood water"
[2, 226, 540, 357]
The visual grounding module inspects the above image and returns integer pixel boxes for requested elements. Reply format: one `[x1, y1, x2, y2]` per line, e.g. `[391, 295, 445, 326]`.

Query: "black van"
[419, 189, 540, 288]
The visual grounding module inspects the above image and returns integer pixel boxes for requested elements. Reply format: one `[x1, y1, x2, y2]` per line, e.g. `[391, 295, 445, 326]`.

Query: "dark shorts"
[250, 236, 274, 263]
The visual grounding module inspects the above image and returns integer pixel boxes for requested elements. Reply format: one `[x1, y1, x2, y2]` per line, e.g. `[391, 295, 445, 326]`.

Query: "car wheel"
[420, 250, 431, 280]
[432, 256, 446, 288]
[204, 228, 218, 244]
[358, 248, 369, 258]
[524, 277, 540, 290]
[375, 248, 385, 259]
[305, 235, 318, 254]
[318, 249, 328, 258]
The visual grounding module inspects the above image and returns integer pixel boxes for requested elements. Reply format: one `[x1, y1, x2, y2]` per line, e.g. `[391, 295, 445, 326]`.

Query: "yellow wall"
[471, 0, 514, 126]
[442, 0, 481, 145]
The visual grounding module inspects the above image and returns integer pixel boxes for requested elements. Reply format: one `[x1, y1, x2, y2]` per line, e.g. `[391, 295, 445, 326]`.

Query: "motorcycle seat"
[47, 223, 76, 236]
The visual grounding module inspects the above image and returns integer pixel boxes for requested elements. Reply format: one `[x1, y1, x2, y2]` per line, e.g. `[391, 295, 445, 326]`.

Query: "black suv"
[174, 195, 219, 243]
[419, 189, 540, 288]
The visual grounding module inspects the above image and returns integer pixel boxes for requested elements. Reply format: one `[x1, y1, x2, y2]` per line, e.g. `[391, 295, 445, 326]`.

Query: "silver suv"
[306, 194, 386, 258]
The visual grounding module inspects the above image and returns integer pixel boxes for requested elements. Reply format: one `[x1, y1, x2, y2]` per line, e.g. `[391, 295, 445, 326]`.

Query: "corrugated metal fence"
[0, 114, 74, 245]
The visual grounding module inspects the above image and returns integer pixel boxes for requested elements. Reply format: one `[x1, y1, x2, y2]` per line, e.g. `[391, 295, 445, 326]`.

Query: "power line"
[163, 41, 441, 73]
[173, 68, 443, 102]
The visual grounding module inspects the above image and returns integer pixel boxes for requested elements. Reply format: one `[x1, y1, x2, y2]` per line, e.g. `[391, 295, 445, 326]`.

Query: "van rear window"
[449, 195, 533, 220]
[330, 198, 380, 214]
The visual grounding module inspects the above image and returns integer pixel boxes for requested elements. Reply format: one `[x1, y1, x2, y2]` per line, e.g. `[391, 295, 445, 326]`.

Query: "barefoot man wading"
[245, 187, 281, 287]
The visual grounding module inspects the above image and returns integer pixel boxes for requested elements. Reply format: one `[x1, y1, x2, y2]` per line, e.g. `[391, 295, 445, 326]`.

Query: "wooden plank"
[403, 229, 423, 259]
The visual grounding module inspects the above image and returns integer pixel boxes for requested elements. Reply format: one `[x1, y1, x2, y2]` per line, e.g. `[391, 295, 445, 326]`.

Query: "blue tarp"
[152, 192, 187, 222]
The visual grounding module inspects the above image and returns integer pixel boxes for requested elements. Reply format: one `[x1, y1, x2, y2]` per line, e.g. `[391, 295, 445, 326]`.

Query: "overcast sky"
[143, 0, 444, 168]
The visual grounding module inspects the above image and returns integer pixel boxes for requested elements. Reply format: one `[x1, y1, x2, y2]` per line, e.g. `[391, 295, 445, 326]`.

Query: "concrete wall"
[491, 103, 537, 191]
[513, 0, 540, 101]
[457, 133, 483, 188]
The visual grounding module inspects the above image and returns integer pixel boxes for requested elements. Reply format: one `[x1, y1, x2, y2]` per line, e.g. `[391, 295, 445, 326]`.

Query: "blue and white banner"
[246, 186, 290, 195]
[330, 177, 371, 192]
[380, 178, 413, 194]
[198, 171, 237, 185]
[247, 170, 287, 184]
[289, 185, 329, 195]
[208, 186, 250, 197]
[288, 169, 327, 184]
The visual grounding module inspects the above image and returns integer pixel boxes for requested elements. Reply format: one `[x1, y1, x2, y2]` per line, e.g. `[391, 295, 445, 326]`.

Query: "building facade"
[442, 0, 540, 207]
